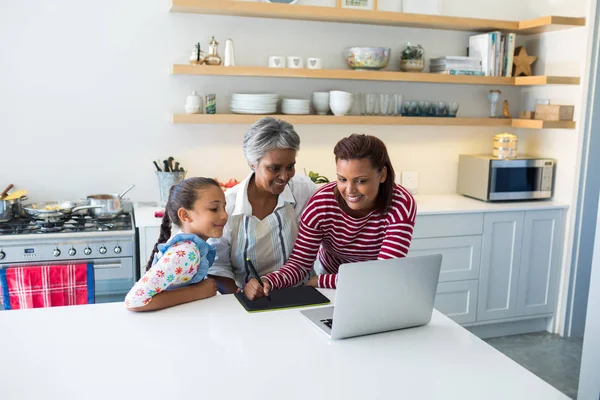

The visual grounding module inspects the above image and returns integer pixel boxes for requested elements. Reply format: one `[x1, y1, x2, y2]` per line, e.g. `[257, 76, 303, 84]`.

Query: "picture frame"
[340, 0, 375, 11]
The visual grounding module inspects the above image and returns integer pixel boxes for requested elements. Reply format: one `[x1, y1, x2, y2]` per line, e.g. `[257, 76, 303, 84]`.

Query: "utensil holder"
[156, 171, 187, 208]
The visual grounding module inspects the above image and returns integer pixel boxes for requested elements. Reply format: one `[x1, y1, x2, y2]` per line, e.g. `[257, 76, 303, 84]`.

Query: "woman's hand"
[244, 278, 272, 300]
[306, 276, 319, 288]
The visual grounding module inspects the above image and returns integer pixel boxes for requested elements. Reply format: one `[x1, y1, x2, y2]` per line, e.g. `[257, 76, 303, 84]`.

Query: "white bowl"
[330, 99, 352, 116]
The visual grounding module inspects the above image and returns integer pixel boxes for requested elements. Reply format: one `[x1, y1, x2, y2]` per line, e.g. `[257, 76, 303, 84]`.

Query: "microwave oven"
[457, 155, 555, 201]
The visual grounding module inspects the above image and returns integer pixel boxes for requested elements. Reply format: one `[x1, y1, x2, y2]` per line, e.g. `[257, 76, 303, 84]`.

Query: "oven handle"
[94, 263, 122, 269]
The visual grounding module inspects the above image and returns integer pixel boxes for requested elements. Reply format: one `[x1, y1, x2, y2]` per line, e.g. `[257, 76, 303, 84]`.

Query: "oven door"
[489, 159, 553, 200]
[0, 257, 134, 305]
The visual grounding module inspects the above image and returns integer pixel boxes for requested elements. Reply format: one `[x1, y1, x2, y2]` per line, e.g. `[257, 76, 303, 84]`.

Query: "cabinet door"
[435, 280, 479, 324]
[477, 212, 524, 321]
[517, 209, 564, 316]
[139, 226, 160, 277]
[409, 236, 482, 282]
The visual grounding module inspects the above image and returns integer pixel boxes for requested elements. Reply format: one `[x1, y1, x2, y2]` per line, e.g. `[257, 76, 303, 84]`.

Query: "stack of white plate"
[282, 98, 311, 115]
[230, 93, 279, 114]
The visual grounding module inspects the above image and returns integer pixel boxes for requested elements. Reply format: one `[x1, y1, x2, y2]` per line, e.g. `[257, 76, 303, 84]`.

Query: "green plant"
[401, 43, 424, 60]
[304, 169, 330, 184]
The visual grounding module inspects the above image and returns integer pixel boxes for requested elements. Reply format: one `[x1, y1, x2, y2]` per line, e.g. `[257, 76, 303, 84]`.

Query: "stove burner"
[0, 212, 133, 235]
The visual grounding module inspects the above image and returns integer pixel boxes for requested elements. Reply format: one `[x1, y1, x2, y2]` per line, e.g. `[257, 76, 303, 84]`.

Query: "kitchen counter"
[415, 194, 568, 215]
[0, 291, 567, 399]
[134, 195, 569, 227]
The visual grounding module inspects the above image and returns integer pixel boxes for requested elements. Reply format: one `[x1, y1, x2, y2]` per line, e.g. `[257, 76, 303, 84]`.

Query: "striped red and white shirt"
[263, 182, 416, 289]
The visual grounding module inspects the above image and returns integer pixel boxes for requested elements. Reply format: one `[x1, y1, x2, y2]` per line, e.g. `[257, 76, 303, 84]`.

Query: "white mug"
[307, 58, 322, 69]
[268, 56, 285, 68]
[286, 56, 303, 68]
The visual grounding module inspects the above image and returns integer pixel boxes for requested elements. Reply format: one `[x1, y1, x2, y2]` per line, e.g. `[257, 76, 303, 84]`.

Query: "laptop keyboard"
[320, 318, 333, 329]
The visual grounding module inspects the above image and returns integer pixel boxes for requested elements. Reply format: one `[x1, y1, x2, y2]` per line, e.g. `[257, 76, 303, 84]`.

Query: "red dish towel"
[0, 264, 94, 310]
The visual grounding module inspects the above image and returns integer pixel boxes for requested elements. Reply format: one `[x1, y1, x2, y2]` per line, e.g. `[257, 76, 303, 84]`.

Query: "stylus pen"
[246, 258, 272, 301]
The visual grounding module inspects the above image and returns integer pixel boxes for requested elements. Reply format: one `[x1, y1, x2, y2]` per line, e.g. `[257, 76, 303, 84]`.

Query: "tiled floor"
[485, 333, 583, 399]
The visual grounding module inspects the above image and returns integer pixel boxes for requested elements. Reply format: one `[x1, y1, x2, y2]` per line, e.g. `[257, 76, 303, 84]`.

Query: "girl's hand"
[197, 278, 217, 298]
[306, 276, 319, 288]
[244, 278, 271, 301]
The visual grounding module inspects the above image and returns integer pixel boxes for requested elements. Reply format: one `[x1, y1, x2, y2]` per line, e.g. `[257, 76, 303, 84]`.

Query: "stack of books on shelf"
[468, 32, 516, 77]
[429, 56, 483, 76]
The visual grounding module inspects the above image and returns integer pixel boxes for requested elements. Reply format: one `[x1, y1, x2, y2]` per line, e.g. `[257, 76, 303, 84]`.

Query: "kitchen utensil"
[344, 47, 390, 70]
[0, 200, 14, 222]
[1, 184, 14, 199]
[157, 171, 187, 207]
[163, 160, 170, 172]
[23, 202, 102, 220]
[168, 157, 175, 172]
[153, 161, 162, 172]
[87, 184, 136, 219]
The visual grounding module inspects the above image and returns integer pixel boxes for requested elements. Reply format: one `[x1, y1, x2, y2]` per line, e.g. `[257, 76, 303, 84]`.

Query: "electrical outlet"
[401, 171, 419, 194]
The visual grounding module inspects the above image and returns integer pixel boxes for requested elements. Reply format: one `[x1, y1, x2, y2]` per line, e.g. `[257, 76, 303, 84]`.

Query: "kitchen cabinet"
[476, 209, 564, 322]
[435, 280, 479, 324]
[517, 209, 564, 316]
[139, 226, 160, 275]
[477, 212, 524, 321]
[409, 235, 481, 282]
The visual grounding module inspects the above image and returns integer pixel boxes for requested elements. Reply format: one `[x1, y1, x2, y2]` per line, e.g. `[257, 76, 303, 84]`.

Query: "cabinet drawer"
[435, 280, 479, 324]
[409, 235, 481, 282]
[413, 213, 483, 239]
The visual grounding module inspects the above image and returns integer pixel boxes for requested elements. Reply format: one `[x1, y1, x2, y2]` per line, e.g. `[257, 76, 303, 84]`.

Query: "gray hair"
[243, 117, 300, 168]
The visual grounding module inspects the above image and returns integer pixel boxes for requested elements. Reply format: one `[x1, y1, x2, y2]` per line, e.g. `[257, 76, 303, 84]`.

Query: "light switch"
[401, 171, 419, 194]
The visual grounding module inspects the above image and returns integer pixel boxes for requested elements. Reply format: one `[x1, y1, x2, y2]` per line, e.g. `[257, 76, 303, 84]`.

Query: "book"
[432, 70, 485, 76]
[505, 33, 516, 77]
[430, 65, 483, 72]
[469, 33, 492, 76]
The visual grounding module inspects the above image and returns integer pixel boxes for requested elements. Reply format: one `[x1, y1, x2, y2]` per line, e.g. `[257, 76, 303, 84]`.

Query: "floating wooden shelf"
[172, 65, 580, 86]
[511, 119, 577, 129]
[170, 0, 585, 34]
[172, 114, 576, 129]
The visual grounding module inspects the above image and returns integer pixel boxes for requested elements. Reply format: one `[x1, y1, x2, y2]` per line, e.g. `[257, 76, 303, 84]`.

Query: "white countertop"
[134, 195, 569, 227]
[0, 291, 567, 400]
[414, 194, 568, 215]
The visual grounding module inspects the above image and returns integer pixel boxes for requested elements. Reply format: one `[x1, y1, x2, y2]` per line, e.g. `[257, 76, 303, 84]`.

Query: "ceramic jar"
[185, 90, 203, 114]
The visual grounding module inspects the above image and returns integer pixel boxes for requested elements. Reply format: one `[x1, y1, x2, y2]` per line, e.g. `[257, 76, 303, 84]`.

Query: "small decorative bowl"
[400, 59, 425, 72]
[344, 47, 391, 70]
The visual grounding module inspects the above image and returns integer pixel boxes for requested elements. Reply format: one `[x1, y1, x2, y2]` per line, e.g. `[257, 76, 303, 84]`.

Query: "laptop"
[300, 254, 442, 340]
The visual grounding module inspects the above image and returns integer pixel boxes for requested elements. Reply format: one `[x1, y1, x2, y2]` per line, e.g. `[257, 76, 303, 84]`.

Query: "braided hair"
[146, 177, 220, 271]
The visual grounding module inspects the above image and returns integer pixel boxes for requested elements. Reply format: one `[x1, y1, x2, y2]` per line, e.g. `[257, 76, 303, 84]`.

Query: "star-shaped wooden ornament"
[513, 46, 538, 77]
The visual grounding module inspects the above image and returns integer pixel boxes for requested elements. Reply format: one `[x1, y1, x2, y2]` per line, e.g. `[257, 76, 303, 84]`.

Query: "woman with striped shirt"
[244, 133, 416, 299]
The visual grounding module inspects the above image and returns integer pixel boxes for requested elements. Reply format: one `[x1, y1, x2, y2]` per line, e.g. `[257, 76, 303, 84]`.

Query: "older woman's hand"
[244, 278, 272, 301]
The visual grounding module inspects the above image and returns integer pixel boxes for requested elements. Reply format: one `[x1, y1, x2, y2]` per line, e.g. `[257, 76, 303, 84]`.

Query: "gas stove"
[0, 204, 137, 305]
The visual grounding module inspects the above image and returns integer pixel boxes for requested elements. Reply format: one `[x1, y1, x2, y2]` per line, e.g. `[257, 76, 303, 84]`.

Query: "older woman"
[207, 117, 317, 294]
[244, 133, 417, 299]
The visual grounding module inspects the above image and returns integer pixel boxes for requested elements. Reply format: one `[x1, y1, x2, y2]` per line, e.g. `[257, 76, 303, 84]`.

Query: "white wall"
[0, 0, 567, 204]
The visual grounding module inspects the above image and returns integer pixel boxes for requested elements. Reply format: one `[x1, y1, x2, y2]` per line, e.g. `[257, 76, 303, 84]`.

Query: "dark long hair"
[333, 134, 396, 213]
[146, 177, 220, 271]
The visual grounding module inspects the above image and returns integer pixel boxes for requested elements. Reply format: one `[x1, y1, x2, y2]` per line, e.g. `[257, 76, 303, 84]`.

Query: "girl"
[244, 133, 417, 299]
[125, 177, 228, 311]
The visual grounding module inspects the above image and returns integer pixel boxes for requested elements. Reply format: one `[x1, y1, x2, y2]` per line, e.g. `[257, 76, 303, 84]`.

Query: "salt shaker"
[224, 38, 235, 67]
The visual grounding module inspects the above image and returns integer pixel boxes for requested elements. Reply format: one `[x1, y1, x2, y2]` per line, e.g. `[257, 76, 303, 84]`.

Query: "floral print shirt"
[125, 233, 215, 308]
